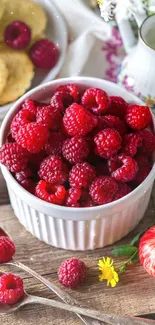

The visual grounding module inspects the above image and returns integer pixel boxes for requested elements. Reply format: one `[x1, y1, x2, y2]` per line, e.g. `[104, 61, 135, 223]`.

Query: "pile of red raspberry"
[0, 84, 154, 207]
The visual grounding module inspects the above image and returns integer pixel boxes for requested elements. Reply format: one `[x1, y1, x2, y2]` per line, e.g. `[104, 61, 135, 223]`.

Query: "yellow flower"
[98, 257, 119, 288]
[97, 0, 104, 4]
[145, 96, 155, 108]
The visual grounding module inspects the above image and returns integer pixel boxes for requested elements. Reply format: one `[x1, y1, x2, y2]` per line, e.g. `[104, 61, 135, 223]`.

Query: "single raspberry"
[4, 20, 31, 49]
[38, 155, 68, 185]
[135, 154, 152, 185]
[0, 274, 24, 305]
[122, 133, 142, 157]
[51, 92, 74, 114]
[107, 96, 128, 118]
[97, 115, 128, 136]
[95, 160, 110, 176]
[138, 130, 155, 156]
[62, 136, 89, 164]
[0, 237, 15, 263]
[36, 106, 62, 130]
[29, 39, 59, 69]
[0, 143, 29, 173]
[15, 168, 35, 191]
[45, 132, 65, 156]
[89, 176, 118, 205]
[125, 105, 151, 130]
[56, 84, 80, 102]
[16, 122, 49, 153]
[69, 162, 96, 189]
[65, 188, 82, 207]
[79, 190, 93, 207]
[58, 258, 87, 288]
[114, 182, 131, 201]
[35, 181, 66, 205]
[22, 99, 47, 115]
[94, 128, 122, 159]
[63, 103, 97, 136]
[108, 154, 138, 182]
[11, 109, 36, 139]
[81, 88, 110, 115]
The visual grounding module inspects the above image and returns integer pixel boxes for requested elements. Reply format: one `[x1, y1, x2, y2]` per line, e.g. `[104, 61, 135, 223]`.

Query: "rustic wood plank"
[0, 172, 9, 205]
[0, 193, 155, 325]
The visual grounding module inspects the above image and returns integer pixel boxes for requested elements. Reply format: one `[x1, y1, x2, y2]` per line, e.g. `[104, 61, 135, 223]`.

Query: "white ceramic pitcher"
[117, 12, 155, 111]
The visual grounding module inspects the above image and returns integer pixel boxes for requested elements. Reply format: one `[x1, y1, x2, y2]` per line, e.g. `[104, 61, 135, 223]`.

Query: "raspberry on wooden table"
[81, 87, 110, 115]
[29, 39, 59, 69]
[113, 182, 131, 201]
[62, 136, 89, 164]
[125, 105, 151, 130]
[0, 237, 15, 263]
[0, 274, 24, 305]
[11, 109, 36, 139]
[107, 96, 128, 118]
[16, 122, 49, 153]
[138, 130, 155, 156]
[0, 143, 29, 173]
[63, 103, 97, 136]
[94, 128, 122, 159]
[58, 258, 87, 288]
[135, 154, 152, 185]
[65, 188, 82, 207]
[36, 106, 62, 130]
[108, 154, 139, 182]
[89, 176, 118, 205]
[56, 84, 80, 102]
[4, 21, 31, 49]
[122, 133, 142, 157]
[97, 115, 128, 136]
[69, 162, 96, 189]
[51, 92, 74, 114]
[35, 181, 66, 205]
[38, 155, 68, 185]
[45, 132, 65, 156]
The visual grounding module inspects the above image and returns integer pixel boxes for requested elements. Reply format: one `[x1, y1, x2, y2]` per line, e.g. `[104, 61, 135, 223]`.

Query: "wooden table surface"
[1, 173, 155, 325]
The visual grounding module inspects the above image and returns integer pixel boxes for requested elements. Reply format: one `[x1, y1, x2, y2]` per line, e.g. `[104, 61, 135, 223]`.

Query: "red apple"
[139, 226, 155, 277]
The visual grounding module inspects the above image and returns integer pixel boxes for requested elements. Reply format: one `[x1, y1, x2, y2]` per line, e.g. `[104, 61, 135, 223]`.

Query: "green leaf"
[130, 253, 140, 264]
[130, 231, 144, 246]
[119, 264, 127, 273]
[112, 245, 138, 257]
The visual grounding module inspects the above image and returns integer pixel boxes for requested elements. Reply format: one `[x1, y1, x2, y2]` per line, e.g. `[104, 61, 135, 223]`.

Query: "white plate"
[0, 0, 68, 119]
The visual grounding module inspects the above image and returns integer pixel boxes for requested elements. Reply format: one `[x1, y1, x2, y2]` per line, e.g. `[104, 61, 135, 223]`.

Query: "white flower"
[97, 0, 116, 22]
[115, 0, 147, 19]
[98, 0, 148, 21]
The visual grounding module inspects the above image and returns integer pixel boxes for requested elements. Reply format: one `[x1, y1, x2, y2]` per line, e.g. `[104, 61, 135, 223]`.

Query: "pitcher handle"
[116, 10, 148, 54]
[115, 11, 137, 53]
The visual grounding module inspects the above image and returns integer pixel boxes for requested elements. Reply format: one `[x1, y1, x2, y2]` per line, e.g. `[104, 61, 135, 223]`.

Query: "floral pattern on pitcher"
[101, 27, 125, 83]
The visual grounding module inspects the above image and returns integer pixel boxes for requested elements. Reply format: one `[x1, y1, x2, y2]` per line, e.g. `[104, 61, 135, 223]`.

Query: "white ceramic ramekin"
[0, 77, 155, 251]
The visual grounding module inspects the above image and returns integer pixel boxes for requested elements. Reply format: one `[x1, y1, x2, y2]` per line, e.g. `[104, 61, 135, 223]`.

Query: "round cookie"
[0, 47, 34, 105]
[0, 0, 47, 42]
[0, 0, 5, 20]
[0, 57, 9, 97]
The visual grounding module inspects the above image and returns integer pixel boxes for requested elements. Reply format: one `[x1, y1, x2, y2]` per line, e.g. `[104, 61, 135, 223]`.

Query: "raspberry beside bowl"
[0, 77, 155, 251]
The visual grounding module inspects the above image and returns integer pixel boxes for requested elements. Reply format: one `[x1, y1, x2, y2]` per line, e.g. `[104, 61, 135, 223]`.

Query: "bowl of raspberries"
[0, 77, 155, 250]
